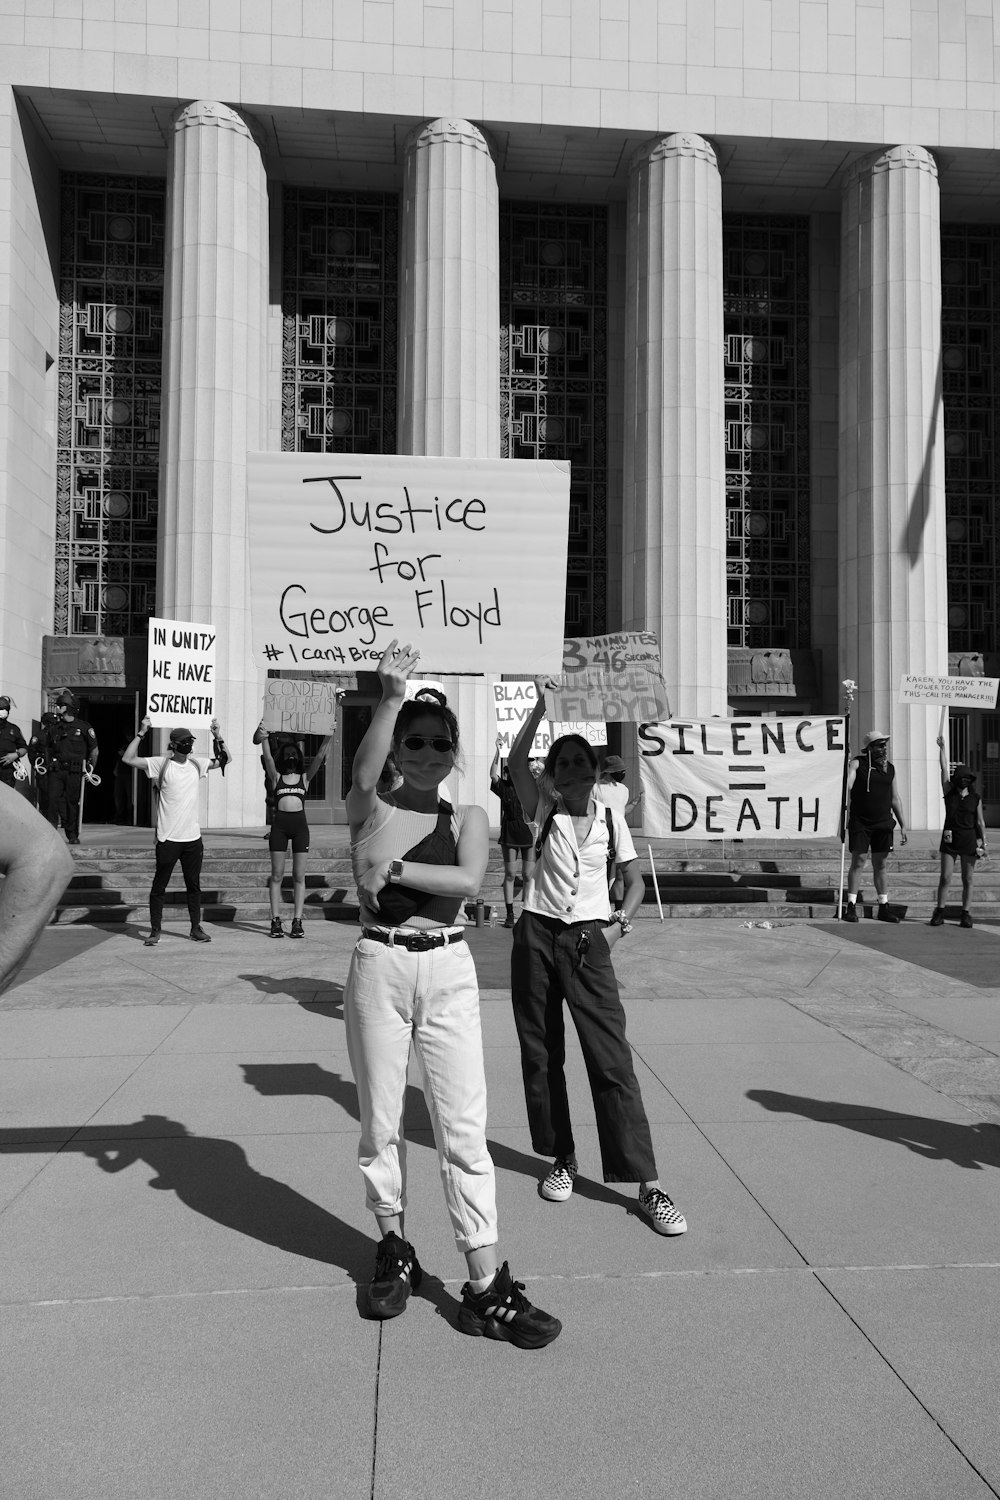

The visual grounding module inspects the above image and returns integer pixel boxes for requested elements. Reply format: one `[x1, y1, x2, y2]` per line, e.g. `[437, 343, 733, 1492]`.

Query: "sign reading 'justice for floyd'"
[639, 717, 849, 839]
[247, 454, 571, 674]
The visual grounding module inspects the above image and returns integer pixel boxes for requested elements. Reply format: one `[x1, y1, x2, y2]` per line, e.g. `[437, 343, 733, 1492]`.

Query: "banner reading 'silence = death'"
[546, 632, 670, 723]
[639, 717, 848, 838]
[247, 453, 571, 674]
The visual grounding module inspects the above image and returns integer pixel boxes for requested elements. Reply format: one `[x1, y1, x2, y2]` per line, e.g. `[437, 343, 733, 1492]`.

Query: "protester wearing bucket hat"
[0, 696, 28, 794]
[843, 730, 907, 923]
[930, 735, 987, 929]
[122, 715, 229, 946]
[595, 753, 642, 906]
[42, 691, 98, 843]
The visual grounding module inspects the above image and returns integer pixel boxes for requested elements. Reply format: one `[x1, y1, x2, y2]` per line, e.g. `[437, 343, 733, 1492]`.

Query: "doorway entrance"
[72, 692, 142, 825]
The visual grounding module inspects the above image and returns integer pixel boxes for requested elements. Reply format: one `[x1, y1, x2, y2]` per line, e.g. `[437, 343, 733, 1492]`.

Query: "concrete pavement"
[2, 913, 1000, 1499]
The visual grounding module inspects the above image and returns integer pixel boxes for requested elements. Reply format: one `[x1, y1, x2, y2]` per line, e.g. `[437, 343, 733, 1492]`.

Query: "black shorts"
[848, 822, 894, 855]
[269, 809, 309, 854]
[940, 828, 979, 858]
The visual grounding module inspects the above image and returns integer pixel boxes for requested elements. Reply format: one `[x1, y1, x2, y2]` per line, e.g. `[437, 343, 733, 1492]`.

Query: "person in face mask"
[843, 730, 907, 922]
[0, 696, 29, 793]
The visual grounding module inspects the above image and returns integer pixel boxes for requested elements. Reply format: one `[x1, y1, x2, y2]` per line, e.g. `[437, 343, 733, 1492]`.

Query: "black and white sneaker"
[540, 1156, 578, 1202]
[638, 1186, 688, 1236]
[457, 1262, 561, 1349]
[367, 1231, 422, 1319]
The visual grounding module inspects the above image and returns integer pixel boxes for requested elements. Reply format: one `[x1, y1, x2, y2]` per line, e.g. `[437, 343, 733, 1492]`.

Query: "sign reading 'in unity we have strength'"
[247, 454, 571, 674]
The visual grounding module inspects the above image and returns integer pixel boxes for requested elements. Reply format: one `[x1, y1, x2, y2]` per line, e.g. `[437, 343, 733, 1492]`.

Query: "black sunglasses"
[173, 739, 195, 751]
[400, 735, 454, 753]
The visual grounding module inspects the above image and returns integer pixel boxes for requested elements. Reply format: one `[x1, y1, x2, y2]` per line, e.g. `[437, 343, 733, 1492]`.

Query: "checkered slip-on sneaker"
[540, 1157, 578, 1202]
[367, 1231, 422, 1320]
[457, 1262, 562, 1350]
[639, 1186, 688, 1236]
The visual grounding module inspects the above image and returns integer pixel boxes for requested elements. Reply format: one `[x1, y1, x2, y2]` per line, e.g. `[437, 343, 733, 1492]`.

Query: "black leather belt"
[361, 927, 465, 952]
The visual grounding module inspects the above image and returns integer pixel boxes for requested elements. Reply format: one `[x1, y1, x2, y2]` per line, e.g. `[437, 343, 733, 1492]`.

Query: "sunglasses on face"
[400, 735, 454, 753]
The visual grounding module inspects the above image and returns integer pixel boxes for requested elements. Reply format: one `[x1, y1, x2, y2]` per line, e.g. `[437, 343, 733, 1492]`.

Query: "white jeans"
[344, 934, 498, 1253]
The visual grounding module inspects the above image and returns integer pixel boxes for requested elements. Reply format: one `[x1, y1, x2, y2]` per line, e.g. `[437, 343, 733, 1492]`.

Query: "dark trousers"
[510, 910, 657, 1184]
[47, 766, 84, 839]
[150, 838, 204, 930]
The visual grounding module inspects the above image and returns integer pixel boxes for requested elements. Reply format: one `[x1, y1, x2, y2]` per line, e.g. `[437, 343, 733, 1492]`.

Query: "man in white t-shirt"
[122, 717, 229, 946]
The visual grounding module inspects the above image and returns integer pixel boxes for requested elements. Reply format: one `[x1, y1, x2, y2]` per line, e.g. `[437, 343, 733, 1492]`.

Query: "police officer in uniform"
[28, 705, 62, 818]
[44, 690, 99, 844]
[0, 696, 28, 793]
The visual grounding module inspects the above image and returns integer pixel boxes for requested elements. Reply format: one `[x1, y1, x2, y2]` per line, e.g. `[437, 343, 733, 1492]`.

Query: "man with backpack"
[122, 717, 229, 946]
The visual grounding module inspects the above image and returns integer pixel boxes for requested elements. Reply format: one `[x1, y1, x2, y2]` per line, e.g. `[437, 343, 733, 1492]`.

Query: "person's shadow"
[239, 974, 345, 1016]
[746, 1090, 1000, 1170]
[71, 1116, 374, 1294]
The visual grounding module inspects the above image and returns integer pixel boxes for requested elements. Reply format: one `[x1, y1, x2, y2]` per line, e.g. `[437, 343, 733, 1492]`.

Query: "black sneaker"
[930, 908, 945, 927]
[290, 918, 304, 938]
[144, 930, 161, 947]
[457, 1262, 561, 1349]
[843, 904, 859, 923]
[876, 906, 900, 924]
[503, 910, 516, 928]
[189, 926, 212, 943]
[367, 1231, 422, 1319]
[270, 917, 284, 939]
[960, 910, 974, 929]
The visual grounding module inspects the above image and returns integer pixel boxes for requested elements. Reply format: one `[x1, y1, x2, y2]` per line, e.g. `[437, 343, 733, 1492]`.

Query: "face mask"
[0, 710, 8, 721]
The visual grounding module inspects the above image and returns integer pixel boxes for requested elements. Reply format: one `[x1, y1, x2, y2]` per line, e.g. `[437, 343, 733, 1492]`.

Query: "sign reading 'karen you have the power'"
[247, 453, 571, 674]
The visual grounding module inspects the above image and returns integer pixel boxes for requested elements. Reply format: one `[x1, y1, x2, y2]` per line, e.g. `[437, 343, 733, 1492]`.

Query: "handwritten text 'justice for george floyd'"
[277, 476, 499, 662]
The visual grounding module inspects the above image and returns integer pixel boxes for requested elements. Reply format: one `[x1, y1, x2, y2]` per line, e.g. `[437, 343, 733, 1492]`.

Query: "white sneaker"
[639, 1186, 688, 1236]
[540, 1157, 578, 1202]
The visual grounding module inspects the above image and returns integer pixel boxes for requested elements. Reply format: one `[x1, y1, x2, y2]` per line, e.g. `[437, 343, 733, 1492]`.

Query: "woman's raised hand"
[377, 639, 421, 700]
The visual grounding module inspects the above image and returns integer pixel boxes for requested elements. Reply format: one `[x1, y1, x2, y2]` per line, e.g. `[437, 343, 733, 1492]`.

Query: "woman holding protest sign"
[341, 640, 561, 1347]
[506, 678, 687, 1237]
[930, 734, 988, 928]
[489, 735, 534, 927]
[256, 726, 332, 937]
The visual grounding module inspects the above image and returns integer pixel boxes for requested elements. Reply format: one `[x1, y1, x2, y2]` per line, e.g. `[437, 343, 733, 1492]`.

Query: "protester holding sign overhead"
[506, 677, 687, 1238]
[930, 735, 987, 929]
[342, 640, 561, 1348]
[489, 736, 534, 928]
[843, 730, 907, 922]
[256, 723, 332, 938]
[123, 716, 229, 946]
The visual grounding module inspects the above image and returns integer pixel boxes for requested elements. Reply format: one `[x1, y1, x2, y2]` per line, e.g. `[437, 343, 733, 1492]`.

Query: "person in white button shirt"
[123, 717, 228, 947]
[506, 677, 687, 1237]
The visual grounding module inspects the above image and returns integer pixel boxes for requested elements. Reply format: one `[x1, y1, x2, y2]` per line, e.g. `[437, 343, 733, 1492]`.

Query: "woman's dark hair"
[277, 741, 305, 773]
[543, 734, 599, 778]
[393, 688, 460, 751]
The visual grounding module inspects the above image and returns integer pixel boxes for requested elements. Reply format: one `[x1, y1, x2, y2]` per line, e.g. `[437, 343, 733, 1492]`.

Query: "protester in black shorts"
[257, 725, 332, 938]
[844, 729, 907, 922]
[930, 736, 987, 929]
[489, 736, 533, 927]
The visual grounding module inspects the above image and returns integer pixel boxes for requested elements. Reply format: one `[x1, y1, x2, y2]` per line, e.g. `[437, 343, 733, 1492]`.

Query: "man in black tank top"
[843, 730, 907, 922]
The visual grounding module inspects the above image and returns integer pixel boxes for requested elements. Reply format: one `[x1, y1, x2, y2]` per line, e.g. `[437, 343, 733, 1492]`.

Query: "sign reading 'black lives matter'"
[247, 454, 571, 674]
[639, 717, 849, 839]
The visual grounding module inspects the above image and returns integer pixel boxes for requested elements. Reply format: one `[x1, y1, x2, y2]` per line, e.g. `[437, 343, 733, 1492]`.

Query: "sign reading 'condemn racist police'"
[247, 453, 570, 674]
[639, 717, 848, 839]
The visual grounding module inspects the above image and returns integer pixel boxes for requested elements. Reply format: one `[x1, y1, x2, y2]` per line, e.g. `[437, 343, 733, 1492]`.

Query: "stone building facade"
[2, 2, 999, 827]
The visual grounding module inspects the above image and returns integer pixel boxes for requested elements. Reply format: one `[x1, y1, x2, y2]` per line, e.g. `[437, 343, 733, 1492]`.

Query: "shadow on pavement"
[747, 1090, 1000, 1170]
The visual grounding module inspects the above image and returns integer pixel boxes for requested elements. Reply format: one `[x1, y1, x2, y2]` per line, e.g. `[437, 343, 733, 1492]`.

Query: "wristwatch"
[387, 859, 405, 883]
[609, 909, 633, 936]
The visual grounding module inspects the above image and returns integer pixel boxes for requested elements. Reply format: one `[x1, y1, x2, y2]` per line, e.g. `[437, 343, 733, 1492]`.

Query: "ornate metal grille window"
[941, 226, 1000, 655]
[56, 175, 164, 636]
[500, 204, 607, 635]
[723, 215, 810, 648]
[281, 190, 397, 453]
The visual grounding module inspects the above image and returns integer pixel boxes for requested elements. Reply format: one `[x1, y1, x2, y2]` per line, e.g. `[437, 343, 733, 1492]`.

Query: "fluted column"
[839, 145, 948, 829]
[399, 118, 500, 809]
[399, 117, 500, 457]
[160, 101, 268, 827]
[624, 133, 727, 719]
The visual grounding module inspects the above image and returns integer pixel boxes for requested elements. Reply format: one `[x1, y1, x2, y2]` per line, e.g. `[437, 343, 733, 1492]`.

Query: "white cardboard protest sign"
[146, 618, 217, 727]
[262, 679, 341, 735]
[639, 717, 848, 839]
[546, 632, 670, 723]
[492, 681, 606, 756]
[247, 453, 570, 673]
[898, 674, 999, 709]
